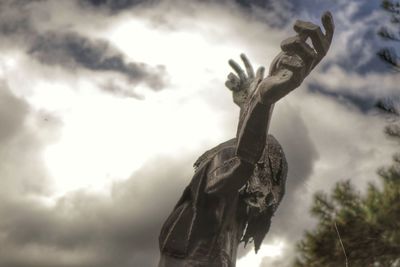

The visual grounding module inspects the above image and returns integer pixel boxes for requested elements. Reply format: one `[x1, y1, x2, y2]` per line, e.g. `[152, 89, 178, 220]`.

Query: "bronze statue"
[159, 12, 335, 267]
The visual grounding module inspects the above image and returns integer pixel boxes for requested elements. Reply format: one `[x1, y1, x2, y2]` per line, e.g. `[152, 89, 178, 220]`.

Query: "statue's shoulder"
[266, 134, 282, 148]
[265, 134, 286, 163]
[193, 135, 285, 170]
[193, 138, 237, 171]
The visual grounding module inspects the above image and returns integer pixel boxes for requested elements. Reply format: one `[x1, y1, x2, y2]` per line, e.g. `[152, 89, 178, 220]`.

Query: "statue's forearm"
[236, 90, 274, 165]
[204, 95, 273, 195]
[236, 66, 302, 165]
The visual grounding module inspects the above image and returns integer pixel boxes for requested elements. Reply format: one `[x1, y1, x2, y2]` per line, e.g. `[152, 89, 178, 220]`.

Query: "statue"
[158, 12, 335, 267]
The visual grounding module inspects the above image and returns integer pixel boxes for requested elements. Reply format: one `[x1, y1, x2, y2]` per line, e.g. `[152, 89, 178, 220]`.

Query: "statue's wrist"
[258, 69, 295, 106]
[257, 78, 275, 106]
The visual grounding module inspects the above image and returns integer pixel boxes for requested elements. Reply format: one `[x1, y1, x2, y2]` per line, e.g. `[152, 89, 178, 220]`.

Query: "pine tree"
[378, 0, 400, 70]
[294, 125, 400, 267]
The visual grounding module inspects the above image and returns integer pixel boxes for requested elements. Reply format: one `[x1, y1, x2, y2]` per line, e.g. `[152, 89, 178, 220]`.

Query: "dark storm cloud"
[308, 83, 380, 114]
[0, 76, 192, 267]
[78, 0, 293, 28]
[232, 0, 293, 27]
[267, 107, 319, 239]
[375, 97, 400, 115]
[0, 152, 195, 267]
[0, 13, 31, 37]
[333, 28, 390, 75]
[78, 0, 156, 12]
[0, 0, 167, 93]
[307, 81, 400, 117]
[28, 31, 166, 90]
[100, 80, 146, 99]
[0, 1, 36, 41]
[0, 81, 56, 198]
[0, 83, 29, 143]
[262, 0, 396, 76]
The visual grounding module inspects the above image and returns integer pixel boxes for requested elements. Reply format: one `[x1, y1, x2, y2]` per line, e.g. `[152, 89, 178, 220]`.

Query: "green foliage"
[378, 0, 400, 70]
[294, 158, 400, 267]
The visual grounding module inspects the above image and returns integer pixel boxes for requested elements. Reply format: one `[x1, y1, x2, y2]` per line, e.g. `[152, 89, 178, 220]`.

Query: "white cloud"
[238, 240, 285, 267]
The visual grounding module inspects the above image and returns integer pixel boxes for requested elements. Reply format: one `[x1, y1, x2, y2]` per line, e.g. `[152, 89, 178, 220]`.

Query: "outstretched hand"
[258, 11, 335, 105]
[225, 54, 265, 108]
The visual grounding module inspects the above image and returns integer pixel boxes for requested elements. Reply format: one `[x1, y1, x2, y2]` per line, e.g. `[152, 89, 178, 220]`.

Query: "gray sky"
[0, 0, 399, 266]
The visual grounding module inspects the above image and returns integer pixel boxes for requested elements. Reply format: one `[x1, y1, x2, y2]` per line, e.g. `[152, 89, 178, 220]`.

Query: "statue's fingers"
[255, 66, 265, 81]
[281, 35, 317, 70]
[225, 80, 239, 92]
[276, 53, 305, 85]
[322, 11, 335, 43]
[228, 72, 240, 84]
[269, 52, 284, 76]
[293, 20, 328, 57]
[227, 73, 240, 91]
[278, 53, 304, 71]
[228, 59, 246, 81]
[240, 53, 255, 78]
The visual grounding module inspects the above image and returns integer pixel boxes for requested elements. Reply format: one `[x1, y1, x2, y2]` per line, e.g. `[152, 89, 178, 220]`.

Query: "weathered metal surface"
[158, 12, 334, 267]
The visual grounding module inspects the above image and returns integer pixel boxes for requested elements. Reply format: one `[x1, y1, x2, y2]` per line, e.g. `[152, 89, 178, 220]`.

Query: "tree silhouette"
[294, 124, 400, 267]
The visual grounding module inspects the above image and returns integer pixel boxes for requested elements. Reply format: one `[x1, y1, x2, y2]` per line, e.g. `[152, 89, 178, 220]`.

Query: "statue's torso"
[159, 135, 287, 267]
[160, 192, 247, 267]
[188, 191, 247, 266]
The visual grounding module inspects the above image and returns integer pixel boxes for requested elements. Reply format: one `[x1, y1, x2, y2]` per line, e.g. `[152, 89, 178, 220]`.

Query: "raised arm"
[236, 11, 334, 164]
[205, 12, 334, 194]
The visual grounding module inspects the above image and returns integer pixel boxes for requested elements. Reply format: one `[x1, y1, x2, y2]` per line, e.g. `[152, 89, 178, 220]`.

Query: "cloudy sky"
[0, 0, 399, 266]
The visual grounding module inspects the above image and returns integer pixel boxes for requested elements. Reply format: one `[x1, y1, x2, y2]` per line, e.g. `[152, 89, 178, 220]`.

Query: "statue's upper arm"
[204, 146, 254, 195]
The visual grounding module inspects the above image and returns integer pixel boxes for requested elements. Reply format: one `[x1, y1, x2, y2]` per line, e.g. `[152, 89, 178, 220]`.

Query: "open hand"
[258, 11, 335, 105]
[225, 54, 265, 108]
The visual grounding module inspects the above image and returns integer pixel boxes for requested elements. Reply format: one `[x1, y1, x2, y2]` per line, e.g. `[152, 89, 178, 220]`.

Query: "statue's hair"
[239, 168, 276, 252]
[240, 135, 288, 253]
[241, 204, 274, 253]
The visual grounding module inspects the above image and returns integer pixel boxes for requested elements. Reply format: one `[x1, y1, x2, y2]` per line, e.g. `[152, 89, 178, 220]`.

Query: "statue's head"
[192, 135, 287, 253]
[239, 135, 287, 253]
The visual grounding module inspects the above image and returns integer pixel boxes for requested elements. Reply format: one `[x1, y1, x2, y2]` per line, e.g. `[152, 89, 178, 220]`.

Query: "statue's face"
[245, 187, 273, 214]
[241, 171, 275, 215]
[240, 173, 276, 253]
